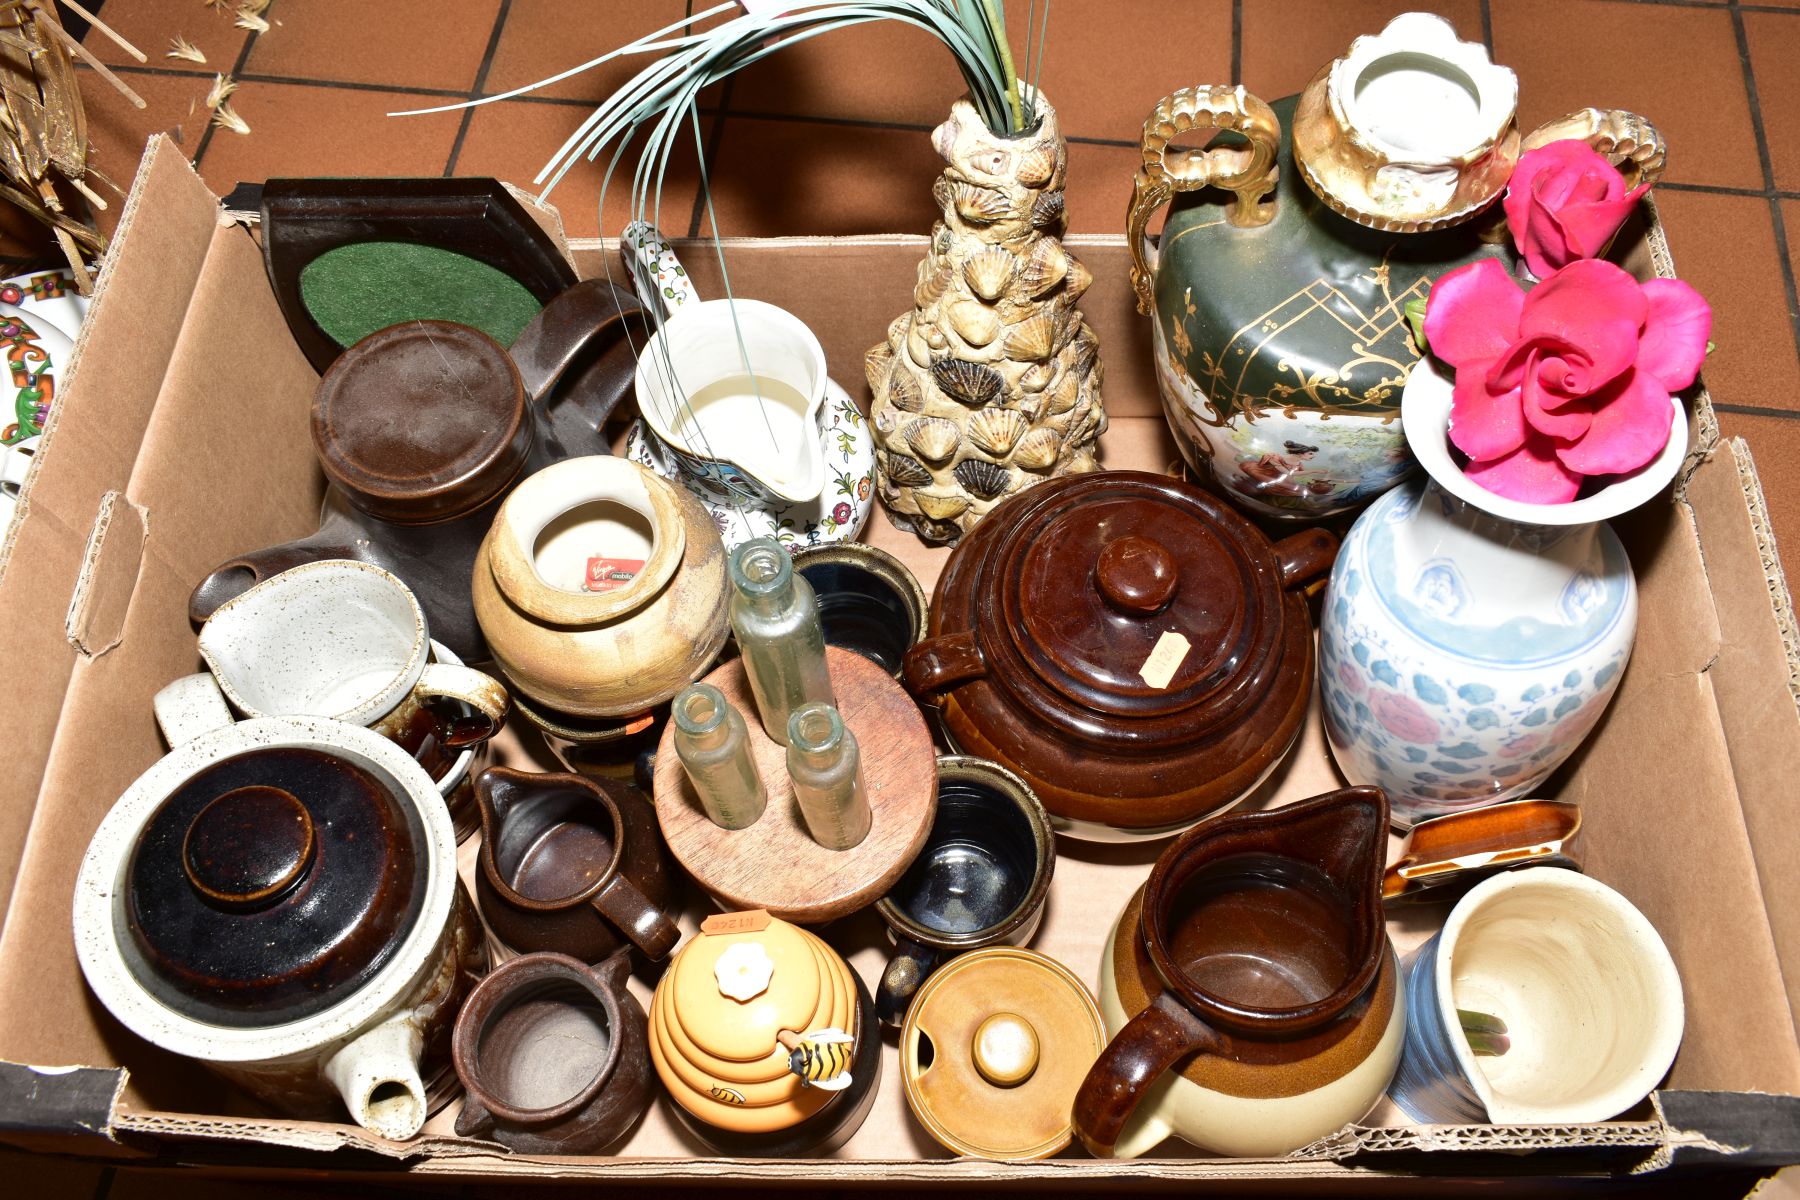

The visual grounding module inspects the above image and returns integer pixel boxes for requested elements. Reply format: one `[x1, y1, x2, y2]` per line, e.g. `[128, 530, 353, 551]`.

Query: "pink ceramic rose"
[1505, 140, 1650, 279]
[1423, 257, 1711, 503]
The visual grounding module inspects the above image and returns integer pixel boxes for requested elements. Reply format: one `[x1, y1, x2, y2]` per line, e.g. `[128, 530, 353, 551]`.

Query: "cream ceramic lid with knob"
[650, 910, 858, 1133]
[901, 946, 1106, 1161]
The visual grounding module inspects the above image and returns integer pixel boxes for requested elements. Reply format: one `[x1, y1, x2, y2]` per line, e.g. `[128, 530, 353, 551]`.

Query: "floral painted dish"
[0, 302, 74, 447]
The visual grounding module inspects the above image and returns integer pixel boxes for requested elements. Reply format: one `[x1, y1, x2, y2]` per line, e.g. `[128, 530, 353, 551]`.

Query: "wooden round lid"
[313, 320, 529, 524]
[900, 947, 1105, 1161]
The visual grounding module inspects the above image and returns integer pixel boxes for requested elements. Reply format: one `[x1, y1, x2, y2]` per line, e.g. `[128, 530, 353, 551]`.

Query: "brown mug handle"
[188, 530, 366, 624]
[1272, 528, 1339, 590]
[508, 277, 644, 454]
[1073, 990, 1218, 1157]
[902, 631, 987, 697]
[590, 870, 681, 961]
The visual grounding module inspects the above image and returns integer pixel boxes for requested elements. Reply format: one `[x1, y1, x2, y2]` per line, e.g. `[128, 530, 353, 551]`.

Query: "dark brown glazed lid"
[313, 320, 531, 525]
[903, 472, 1336, 831]
[123, 745, 426, 1028]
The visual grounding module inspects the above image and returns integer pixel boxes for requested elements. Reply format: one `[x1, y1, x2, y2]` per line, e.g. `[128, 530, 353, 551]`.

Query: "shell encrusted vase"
[866, 91, 1106, 545]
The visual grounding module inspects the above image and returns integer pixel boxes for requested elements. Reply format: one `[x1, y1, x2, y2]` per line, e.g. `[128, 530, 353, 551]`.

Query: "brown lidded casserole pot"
[902, 470, 1336, 841]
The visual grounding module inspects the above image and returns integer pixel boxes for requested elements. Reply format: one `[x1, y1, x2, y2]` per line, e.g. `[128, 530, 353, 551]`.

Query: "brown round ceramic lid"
[989, 472, 1282, 725]
[123, 745, 425, 1028]
[901, 947, 1105, 1161]
[313, 320, 530, 524]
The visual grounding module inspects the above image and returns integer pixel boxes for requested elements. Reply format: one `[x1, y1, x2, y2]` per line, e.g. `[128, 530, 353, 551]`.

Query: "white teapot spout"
[324, 1014, 429, 1141]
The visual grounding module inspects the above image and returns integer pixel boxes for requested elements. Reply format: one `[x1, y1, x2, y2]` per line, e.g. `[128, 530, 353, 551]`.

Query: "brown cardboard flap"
[64, 492, 146, 659]
[0, 135, 220, 930]
[1688, 437, 1800, 1047]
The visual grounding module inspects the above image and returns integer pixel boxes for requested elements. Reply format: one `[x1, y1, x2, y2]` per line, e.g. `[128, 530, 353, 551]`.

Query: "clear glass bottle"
[785, 702, 871, 851]
[671, 683, 766, 830]
[728, 537, 834, 745]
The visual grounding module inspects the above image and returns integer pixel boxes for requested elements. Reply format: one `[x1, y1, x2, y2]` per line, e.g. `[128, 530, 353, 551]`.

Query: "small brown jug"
[1073, 786, 1403, 1158]
[474, 768, 680, 964]
[453, 950, 651, 1154]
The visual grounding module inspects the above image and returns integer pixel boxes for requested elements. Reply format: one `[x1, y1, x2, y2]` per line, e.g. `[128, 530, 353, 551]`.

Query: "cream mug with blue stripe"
[1389, 867, 1684, 1125]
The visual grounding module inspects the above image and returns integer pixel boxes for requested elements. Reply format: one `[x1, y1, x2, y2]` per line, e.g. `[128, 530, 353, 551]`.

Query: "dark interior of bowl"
[799, 560, 916, 674]
[892, 779, 1037, 936]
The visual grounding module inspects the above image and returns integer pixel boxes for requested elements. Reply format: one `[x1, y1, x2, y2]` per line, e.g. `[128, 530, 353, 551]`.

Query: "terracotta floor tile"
[1240, 0, 1483, 103]
[719, 14, 970, 130]
[1654, 190, 1800, 414]
[484, 0, 694, 104]
[701, 115, 942, 238]
[1747, 12, 1800, 192]
[1064, 139, 1150, 236]
[84, 0, 250, 72]
[78, 66, 218, 234]
[196, 82, 464, 191]
[1717, 411, 1800, 562]
[1495, 0, 1761, 190]
[245, 0, 502, 93]
[997, 0, 1234, 146]
[454, 99, 709, 241]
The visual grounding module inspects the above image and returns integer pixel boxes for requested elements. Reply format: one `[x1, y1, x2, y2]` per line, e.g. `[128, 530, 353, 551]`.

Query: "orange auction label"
[1139, 630, 1192, 689]
[702, 909, 772, 935]
[584, 556, 644, 592]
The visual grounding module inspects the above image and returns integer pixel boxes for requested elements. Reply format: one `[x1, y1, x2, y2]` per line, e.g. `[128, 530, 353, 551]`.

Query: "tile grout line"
[444, 0, 514, 176]
[1479, 0, 1494, 52]
[1715, 403, 1800, 420]
[1727, 0, 1800, 399]
[1230, 0, 1242, 88]
[190, 1, 269, 169]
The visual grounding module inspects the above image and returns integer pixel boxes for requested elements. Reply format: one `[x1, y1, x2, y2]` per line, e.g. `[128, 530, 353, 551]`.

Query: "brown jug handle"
[1272, 528, 1338, 590]
[508, 277, 644, 444]
[902, 631, 987, 697]
[452, 1090, 497, 1139]
[1128, 85, 1281, 315]
[1073, 990, 1219, 1157]
[1522, 108, 1666, 191]
[591, 871, 681, 961]
[188, 532, 367, 624]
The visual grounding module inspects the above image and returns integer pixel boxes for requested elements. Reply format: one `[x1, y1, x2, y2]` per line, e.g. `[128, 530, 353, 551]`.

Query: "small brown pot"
[453, 951, 651, 1154]
[474, 768, 680, 964]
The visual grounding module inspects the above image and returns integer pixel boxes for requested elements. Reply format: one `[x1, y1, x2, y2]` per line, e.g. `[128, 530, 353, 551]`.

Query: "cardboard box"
[1, 139, 1799, 1189]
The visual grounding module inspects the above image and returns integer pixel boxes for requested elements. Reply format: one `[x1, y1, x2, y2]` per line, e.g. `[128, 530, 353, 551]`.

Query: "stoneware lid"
[901, 947, 1105, 1161]
[313, 320, 530, 524]
[122, 744, 427, 1027]
[650, 911, 857, 1133]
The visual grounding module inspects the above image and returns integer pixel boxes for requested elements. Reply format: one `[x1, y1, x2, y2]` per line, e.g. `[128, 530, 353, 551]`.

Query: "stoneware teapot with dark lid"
[903, 469, 1335, 841]
[189, 277, 644, 663]
[73, 677, 486, 1141]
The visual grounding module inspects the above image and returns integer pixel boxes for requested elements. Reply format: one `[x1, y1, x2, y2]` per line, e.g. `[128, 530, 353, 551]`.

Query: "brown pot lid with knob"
[122, 745, 427, 1028]
[313, 320, 532, 525]
[900, 947, 1105, 1161]
[903, 471, 1337, 830]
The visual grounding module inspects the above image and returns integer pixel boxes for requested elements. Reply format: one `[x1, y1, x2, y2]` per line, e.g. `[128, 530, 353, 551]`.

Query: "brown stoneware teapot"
[474, 768, 681, 964]
[1073, 786, 1403, 1158]
[189, 279, 643, 663]
[902, 470, 1336, 841]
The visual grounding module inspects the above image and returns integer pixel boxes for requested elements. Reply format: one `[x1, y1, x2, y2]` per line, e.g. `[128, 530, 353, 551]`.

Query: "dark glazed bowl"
[793, 542, 929, 677]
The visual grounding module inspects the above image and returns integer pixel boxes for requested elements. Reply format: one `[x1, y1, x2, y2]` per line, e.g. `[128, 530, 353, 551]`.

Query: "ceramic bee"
[781, 1027, 854, 1092]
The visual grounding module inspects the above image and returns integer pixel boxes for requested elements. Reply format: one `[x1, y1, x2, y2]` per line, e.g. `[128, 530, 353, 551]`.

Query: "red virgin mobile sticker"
[585, 557, 644, 592]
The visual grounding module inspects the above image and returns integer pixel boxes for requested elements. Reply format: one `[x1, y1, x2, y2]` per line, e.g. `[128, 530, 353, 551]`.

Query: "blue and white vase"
[1319, 359, 1685, 829]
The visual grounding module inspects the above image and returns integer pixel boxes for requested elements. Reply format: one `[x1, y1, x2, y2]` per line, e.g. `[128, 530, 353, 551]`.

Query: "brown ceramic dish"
[1383, 799, 1583, 901]
[474, 768, 680, 965]
[189, 279, 644, 663]
[903, 470, 1336, 841]
[453, 950, 651, 1154]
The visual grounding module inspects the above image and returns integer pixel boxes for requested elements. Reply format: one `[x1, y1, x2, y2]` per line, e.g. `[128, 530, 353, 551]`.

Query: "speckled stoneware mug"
[172, 559, 509, 835]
